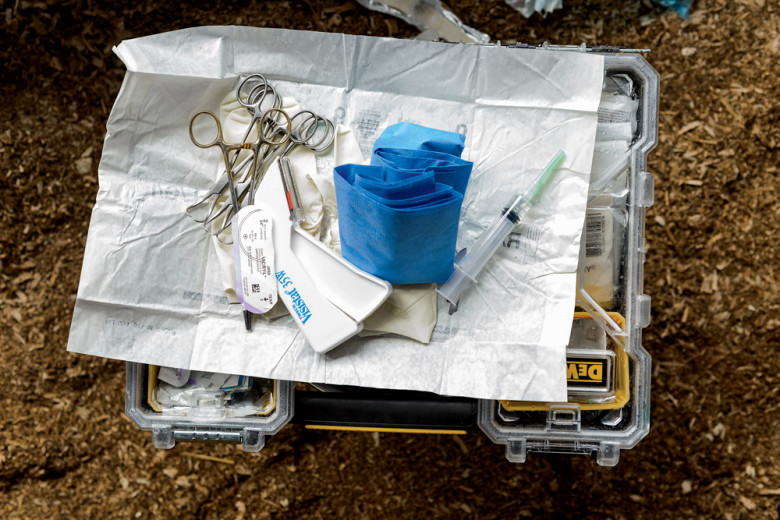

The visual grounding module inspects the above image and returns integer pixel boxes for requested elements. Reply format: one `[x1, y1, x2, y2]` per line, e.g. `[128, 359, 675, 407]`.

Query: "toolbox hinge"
[637, 294, 652, 329]
[634, 171, 655, 207]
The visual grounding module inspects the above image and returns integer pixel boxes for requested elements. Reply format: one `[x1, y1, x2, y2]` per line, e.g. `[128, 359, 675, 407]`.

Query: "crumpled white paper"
[68, 27, 604, 401]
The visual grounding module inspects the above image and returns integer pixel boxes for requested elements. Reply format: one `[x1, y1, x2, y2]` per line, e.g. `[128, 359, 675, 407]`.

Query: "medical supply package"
[68, 26, 608, 402]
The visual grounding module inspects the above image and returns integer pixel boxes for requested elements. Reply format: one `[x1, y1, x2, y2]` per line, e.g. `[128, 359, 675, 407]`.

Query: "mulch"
[1, 0, 778, 518]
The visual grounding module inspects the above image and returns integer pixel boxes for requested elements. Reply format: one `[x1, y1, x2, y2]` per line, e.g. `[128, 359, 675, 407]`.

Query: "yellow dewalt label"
[566, 358, 606, 384]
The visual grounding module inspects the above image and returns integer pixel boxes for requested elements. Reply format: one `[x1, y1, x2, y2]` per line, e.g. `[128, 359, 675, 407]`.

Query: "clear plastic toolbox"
[125, 46, 656, 466]
[125, 364, 294, 452]
[477, 48, 657, 466]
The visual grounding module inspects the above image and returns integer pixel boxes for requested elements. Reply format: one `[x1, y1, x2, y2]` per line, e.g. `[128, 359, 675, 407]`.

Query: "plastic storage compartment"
[125, 363, 293, 451]
[477, 50, 657, 466]
[124, 45, 656, 465]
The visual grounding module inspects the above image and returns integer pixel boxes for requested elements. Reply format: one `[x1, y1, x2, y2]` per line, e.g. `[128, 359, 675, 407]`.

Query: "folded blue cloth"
[372, 122, 466, 157]
[335, 123, 472, 284]
[371, 147, 472, 195]
[335, 164, 463, 284]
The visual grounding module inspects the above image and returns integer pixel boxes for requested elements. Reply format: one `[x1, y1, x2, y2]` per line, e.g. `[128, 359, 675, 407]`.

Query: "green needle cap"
[528, 150, 565, 202]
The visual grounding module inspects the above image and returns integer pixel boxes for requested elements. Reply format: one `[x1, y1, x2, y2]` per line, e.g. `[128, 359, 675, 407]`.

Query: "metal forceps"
[236, 74, 284, 143]
[189, 111, 254, 216]
[188, 108, 291, 242]
[276, 111, 336, 221]
[195, 133, 292, 244]
[188, 107, 289, 331]
[219, 104, 293, 215]
[185, 74, 284, 224]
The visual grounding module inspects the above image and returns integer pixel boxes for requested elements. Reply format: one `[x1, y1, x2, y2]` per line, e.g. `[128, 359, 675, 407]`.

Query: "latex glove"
[359, 283, 438, 343]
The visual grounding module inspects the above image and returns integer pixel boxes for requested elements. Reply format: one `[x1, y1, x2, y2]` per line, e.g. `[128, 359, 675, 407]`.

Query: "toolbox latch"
[546, 404, 581, 432]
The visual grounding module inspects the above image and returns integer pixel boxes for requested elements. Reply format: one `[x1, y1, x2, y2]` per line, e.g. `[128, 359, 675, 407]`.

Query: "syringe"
[437, 150, 565, 312]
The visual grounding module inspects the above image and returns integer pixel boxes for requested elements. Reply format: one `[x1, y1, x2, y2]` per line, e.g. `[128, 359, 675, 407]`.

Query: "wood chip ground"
[1, 1, 778, 518]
